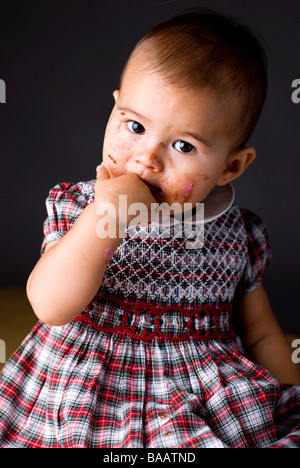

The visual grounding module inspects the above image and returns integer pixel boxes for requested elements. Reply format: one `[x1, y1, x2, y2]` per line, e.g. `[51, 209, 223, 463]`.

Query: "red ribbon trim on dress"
[74, 291, 235, 343]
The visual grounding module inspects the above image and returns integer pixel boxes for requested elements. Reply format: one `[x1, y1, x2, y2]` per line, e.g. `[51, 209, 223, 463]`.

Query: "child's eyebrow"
[116, 105, 148, 122]
[181, 132, 213, 148]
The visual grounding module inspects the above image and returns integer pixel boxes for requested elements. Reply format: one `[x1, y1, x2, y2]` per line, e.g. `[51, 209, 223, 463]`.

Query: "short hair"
[121, 9, 268, 149]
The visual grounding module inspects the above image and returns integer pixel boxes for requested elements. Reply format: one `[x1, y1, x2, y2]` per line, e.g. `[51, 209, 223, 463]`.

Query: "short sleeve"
[235, 208, 272, 298]
[41, 180, 95, 254]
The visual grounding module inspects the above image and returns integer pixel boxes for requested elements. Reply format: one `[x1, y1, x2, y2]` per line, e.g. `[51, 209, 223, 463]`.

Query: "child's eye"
[173, 140, 195, 154]
[127, 120, 145, 134]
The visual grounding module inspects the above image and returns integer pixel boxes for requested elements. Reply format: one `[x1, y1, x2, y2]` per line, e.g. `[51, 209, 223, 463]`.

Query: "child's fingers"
[96, 164, 110, 181]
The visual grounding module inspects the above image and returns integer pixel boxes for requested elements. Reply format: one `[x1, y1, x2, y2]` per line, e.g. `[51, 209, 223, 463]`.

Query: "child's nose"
[135, 143, 164, 172]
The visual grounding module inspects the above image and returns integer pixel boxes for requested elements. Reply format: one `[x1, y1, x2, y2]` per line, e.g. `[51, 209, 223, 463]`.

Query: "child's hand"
[95, 165, 157, 226]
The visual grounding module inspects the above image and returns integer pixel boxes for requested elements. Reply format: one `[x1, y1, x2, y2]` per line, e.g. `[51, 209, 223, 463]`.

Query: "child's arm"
[27, 166, 155, 326]
[234, 284, 300, 385]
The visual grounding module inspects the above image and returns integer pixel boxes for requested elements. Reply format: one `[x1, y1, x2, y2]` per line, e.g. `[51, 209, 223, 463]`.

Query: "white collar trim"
[202, 183, 235, 223]
[151, 183, 235, 226]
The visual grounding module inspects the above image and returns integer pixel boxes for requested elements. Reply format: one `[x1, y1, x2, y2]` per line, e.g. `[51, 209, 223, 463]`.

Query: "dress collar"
[201, 183, 235, 223]
[151, 183, 235, 226]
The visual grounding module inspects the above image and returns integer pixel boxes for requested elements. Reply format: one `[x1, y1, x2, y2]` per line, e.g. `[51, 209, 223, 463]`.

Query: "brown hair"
[122, 9, 267, 149]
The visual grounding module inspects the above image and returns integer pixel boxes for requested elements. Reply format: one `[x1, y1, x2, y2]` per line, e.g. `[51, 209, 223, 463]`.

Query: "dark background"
[0, 0, 299, 331]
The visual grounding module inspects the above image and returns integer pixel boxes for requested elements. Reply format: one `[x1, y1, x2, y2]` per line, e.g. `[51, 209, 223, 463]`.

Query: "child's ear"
[113, 90, 119, 102]
[217, 146, 256, 186]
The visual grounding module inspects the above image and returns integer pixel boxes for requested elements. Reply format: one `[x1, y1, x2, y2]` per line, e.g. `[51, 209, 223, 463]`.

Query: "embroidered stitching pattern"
[75, 292, 235, 343]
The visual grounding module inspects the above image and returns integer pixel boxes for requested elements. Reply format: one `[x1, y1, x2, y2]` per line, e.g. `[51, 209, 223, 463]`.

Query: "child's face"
[102, 54, 237, 207]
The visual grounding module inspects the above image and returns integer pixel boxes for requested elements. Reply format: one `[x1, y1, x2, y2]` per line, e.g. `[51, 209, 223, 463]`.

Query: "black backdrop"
[0, 0, 299, 331]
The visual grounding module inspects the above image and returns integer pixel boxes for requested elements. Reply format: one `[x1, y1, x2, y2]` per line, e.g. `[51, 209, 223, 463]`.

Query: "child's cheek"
[162, 177, 195, 204]
[183, 182, 194, 196]
[178, 181, 195, 203]
[106, 155, 120, 178]
[184, 172, 210, 189]
[103, 136, 131, 178]
[177, 172, 210, 203]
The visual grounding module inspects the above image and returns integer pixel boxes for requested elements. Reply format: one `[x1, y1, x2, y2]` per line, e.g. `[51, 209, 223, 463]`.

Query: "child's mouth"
[143, 181, 164, 199]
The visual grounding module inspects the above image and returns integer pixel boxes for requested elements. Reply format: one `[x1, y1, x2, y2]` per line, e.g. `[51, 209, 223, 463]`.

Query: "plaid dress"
[0, 180, 300, 448]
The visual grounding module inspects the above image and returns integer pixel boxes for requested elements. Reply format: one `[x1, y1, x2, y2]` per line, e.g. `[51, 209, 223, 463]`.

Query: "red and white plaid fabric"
[0, 181, 299, 448]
